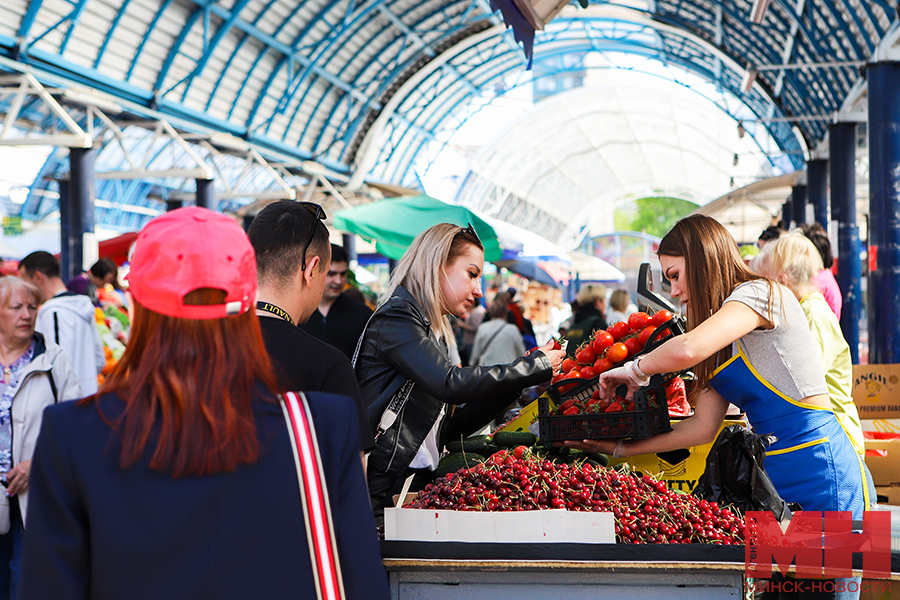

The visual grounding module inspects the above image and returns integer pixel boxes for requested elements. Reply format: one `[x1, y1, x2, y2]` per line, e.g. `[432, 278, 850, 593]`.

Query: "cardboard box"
[384, 507, 615, 543]
[607, 419, 746, 494]
[852, 364, 900, 420]
[875, 485, 900, 507]
[865, 438, 900, 486]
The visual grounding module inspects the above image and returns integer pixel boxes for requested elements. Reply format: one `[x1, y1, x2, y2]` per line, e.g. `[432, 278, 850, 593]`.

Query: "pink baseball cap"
[126, 207, 256, 319]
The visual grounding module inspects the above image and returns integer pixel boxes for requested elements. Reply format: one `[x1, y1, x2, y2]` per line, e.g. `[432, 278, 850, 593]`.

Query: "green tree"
[614, 196, 698, 238]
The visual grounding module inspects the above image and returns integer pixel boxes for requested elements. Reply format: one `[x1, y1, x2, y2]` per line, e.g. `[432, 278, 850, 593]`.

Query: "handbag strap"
[282, 391, 346, 600]
[472, 321, 507, 365]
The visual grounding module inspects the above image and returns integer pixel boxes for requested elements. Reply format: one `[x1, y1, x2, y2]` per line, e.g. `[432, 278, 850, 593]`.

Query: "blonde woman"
[606, 288, 636, 324]
[750, 231, 865, 456]
[354, 224, 566, 510]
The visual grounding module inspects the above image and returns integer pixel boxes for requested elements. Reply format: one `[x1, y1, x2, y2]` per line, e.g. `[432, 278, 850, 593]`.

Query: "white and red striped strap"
[282, 391, 346, 600]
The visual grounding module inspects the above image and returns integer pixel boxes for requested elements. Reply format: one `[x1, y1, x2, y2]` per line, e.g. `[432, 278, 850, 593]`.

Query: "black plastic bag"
[693, 425, 793, 520]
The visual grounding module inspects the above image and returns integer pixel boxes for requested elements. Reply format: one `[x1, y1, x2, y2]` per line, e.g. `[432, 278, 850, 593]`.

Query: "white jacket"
[0, 334, 82, 532]
[35, 292, 105, 396]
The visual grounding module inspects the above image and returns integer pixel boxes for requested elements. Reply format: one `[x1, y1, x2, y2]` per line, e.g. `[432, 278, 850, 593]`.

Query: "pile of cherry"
[405, 451, 744, 545]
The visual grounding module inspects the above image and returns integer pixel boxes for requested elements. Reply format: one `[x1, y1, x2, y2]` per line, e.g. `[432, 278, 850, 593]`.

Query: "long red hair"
[87, 289, 282, 478]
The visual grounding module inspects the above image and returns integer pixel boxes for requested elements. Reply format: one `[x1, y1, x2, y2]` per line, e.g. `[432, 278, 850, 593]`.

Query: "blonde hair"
[0, 277, 41, 308]
[752, 230, 823, 295]
[577, 284, 607, 306]
[382, 223, 483, 346]
[609, 289, 630, 311]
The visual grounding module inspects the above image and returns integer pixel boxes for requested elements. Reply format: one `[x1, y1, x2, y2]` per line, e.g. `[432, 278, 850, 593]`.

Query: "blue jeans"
[0, 497, 23, 600]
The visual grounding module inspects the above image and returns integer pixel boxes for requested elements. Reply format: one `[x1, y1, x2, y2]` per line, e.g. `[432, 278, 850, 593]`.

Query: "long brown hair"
[658, 214, 775, 386]
[88, 289, 281, 478]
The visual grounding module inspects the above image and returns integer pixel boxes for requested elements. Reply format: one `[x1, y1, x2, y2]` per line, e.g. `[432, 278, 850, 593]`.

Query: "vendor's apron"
[709, 345, 869, 519]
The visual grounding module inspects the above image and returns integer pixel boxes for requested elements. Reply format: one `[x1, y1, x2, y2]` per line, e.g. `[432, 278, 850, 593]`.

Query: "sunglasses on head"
[300, 202, 326, 271]
[456, 223, 481, 245]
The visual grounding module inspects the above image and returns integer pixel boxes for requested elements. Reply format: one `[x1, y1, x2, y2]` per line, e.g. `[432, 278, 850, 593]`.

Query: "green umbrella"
[332, 195, 503, 261]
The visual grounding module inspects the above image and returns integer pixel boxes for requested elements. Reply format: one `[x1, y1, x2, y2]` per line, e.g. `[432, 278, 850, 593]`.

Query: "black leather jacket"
[354, 286, 552, 480]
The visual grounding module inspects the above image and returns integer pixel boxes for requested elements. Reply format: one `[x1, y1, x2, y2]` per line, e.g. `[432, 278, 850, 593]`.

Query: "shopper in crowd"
[572, 214, 869, 600]
[455, 298, 486, 366]
[750, 231, 865, 456]
[18, 207, 388, 600]
[299, 244, 373, 359]
[565, 284, 608, 356]
[248, 201, 373, 456]
[606, 288, 636, 324]
[504, 287, 537, 348]
[0, 277, 81, 600]
[757, 223, 785, 249]
[18, 251, 105, 396]
[355, 223, 566, 511]
[89, 258, 129, 309]
[800, 222, 842, 320]
[470, 293, 525, 366]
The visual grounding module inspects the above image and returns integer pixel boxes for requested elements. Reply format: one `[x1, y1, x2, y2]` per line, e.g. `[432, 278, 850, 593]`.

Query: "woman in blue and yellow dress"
[571, 215, 870, 598]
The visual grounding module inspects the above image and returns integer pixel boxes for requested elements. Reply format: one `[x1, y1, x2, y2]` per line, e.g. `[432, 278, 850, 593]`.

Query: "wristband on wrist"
[624, 360, 651, 387]
[633, 356, 649, 380]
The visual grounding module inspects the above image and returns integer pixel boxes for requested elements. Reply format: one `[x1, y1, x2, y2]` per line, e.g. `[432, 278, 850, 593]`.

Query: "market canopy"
[332, 195, 502, 262]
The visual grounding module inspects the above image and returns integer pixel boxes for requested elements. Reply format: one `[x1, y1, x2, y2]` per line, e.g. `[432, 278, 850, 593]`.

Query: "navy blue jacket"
[18, 389, 389, 600]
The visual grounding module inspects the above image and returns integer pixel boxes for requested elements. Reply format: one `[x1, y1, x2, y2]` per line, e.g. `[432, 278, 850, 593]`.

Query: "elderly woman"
[0, 277, 81, 600]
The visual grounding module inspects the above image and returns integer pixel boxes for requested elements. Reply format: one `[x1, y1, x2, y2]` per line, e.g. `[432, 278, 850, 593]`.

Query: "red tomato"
[624, 337, 643, 357]
[561, 358, 577, 374]
[563, 369, 584, 381]
[575, 345, 597, 365]
[580, 366, 598, 379]
[627, 311, 651, 330]
[608, 321, 631, 341]
[650, 309, 674, 327]
[593, 357, 614, 373]
[638, 325, 657, 347]
[607, 342, 628, 363]
[591, 330, 614, 354]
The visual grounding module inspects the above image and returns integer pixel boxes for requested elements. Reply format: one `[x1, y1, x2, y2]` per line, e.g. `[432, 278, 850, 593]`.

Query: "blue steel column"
[867, 61, 900, 363]
[781, 200, 792, 228]
[791, 185, 807, 228]
[166, 199, 184, 212]
[59, 148, 95, 282]
[342, 233, 357, 263]
[58, 178, 73, 283]
[195, 178, 215, 209]
[830, 122, 860, 363]
[807, 159, 829, 226]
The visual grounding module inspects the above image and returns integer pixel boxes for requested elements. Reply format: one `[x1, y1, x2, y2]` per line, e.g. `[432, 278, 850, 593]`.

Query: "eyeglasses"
[457, 222, 481, 245]
[300, 202, 326, 271]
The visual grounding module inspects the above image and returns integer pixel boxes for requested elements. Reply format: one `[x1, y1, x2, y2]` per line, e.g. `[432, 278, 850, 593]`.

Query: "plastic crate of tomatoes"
[551, 310, 683, 387]
[538, 374, 673, 442]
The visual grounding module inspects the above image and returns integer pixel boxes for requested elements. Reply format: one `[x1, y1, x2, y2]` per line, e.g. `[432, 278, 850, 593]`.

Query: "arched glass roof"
[452, 81, 782, 246]
[0, 0, 896, 231]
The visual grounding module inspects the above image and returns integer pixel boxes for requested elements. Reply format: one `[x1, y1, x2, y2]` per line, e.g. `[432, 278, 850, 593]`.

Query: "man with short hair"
[299, 244, 373, 359]
[247, 202, 374, 454]
[18, 251, 104, 396]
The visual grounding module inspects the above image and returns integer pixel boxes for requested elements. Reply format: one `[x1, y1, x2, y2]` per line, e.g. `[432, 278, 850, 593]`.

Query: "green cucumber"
[492, 431, 537, 448]
[586, 451, 610, 467]
[460, 435, 492, 454]
[434, 452, 484, 478]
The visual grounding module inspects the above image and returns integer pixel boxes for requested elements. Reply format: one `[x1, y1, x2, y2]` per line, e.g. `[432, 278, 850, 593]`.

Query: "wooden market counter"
[381, 542, 900, 600]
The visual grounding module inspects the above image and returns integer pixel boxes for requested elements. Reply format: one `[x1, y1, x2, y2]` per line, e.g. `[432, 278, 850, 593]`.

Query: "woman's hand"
[538, 341, 566, 375]
[563, 438, 618, 455]
[7, 459, 31, 496]
[596, 364, 642, 401]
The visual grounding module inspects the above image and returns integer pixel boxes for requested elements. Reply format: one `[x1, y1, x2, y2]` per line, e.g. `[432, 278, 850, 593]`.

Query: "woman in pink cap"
[18, 207, 388, 600]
